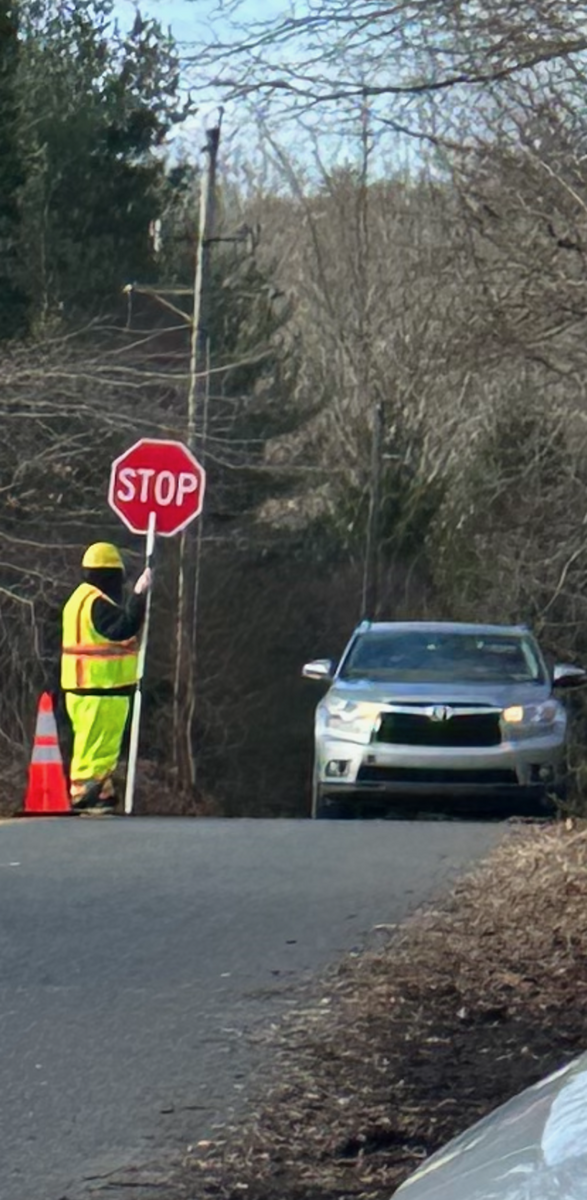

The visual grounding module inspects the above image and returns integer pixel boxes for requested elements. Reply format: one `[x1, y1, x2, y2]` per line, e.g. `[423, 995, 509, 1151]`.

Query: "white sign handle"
[124, 511, 156, 816]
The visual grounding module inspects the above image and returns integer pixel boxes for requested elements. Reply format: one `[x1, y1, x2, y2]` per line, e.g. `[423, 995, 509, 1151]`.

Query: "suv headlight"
[502, 702, 562, 734]
[320, 700, 381, 741]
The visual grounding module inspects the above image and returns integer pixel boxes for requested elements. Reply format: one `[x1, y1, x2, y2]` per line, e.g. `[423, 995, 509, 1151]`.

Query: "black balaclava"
[84, 568, 125, 606]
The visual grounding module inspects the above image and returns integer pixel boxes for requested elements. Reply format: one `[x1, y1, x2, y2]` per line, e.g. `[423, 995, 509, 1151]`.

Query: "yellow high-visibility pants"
[65, 693, 131, 802]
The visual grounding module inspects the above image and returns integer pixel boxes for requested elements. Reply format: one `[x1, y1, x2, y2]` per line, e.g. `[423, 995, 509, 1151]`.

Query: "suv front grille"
[375, 710, 501, 748]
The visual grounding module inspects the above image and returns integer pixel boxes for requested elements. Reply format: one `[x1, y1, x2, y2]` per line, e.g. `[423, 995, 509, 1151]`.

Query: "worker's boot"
[98, 776, 118, 814]
[89, 800, 116, 815]
[72, 781, 114, 815]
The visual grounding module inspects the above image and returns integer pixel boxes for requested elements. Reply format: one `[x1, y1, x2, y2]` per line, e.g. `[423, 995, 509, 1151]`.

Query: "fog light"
[326, 760, 351, 778]
[531, 764, 555, 784]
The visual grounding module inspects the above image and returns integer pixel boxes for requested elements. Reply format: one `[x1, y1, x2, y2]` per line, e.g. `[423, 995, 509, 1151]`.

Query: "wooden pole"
[361, 402, 384, 620]
[172, 121, 221, 791]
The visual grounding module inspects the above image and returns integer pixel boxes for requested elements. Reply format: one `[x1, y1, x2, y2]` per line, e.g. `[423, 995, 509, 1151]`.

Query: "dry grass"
[1, 755, 221, 819]
[167, 823, 587, 1200]
[0, 752, 27, 817]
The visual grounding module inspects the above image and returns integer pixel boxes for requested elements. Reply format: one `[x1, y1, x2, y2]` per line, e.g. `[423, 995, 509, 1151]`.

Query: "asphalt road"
[0, 818, 503, 1200]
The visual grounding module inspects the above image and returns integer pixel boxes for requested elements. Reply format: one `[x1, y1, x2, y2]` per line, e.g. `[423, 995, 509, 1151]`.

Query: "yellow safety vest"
[61, 583, 139, 691]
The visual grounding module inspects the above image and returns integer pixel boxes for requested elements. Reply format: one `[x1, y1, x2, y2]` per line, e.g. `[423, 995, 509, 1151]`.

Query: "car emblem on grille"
[428, 705, 453, 722]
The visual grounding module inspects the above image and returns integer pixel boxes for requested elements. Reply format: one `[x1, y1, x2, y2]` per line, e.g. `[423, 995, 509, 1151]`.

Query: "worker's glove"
[134, 567, 153, 596]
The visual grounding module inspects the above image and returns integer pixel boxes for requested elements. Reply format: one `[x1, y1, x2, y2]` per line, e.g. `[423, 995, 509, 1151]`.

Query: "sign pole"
[124, 511, 156, 816]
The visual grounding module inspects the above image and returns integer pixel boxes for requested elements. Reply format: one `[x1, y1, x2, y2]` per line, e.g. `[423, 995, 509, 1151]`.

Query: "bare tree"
[191, 0, 587, 142]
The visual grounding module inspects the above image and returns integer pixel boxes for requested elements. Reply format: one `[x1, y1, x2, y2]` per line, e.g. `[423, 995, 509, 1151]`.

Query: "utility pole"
[173, 120, 221, 791]
[361, 401, 384, 620]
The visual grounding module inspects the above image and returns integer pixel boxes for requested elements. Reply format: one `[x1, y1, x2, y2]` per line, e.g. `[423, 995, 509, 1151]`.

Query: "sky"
[113, 0, 297, 162]
[111, 0, 414, 181]
[114, 0, 284, 44]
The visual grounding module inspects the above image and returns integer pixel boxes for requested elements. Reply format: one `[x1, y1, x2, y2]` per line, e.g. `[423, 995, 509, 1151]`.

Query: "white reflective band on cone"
[31, 745, 62, 764]
[36, 713, 58, 737]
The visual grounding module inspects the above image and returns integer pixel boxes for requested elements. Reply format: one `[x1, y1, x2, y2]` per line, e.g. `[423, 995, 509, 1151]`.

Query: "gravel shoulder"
[162, 821, 587, 1200]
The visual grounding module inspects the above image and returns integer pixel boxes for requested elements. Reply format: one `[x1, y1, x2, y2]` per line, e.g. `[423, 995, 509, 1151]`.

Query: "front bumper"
[316, 732, 567, 799]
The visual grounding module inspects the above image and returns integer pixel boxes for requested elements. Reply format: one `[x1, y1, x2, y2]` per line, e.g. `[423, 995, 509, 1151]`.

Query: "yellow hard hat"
[82, 542, 124, 570]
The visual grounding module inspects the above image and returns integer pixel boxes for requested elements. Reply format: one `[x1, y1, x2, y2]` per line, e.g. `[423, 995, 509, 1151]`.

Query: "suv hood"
[395, 1051, 587, 1199]
[328, 679, 551, 708]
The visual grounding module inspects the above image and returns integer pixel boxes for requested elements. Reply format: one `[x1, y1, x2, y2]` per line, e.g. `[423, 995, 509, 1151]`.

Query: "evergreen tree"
[0, 1, 28, 338]
[10, 1, 186, 323]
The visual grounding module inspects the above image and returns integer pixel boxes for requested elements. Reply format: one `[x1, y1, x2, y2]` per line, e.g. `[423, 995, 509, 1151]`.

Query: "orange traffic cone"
[23, 693, 71, 815]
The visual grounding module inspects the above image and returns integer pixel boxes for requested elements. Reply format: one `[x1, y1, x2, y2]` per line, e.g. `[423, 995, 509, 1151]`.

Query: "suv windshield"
[340, 631, 545, 684]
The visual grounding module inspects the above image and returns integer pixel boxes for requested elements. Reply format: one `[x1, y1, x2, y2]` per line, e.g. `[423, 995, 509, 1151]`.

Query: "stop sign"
[108, 438, 206, 537]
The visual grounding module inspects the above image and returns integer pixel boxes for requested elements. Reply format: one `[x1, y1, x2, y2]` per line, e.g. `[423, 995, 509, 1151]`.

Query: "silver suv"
[303, 621, 585, 818]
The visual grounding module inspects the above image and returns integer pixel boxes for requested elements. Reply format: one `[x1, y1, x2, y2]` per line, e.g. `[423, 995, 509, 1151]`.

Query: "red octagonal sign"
[108, 438, 206, 537]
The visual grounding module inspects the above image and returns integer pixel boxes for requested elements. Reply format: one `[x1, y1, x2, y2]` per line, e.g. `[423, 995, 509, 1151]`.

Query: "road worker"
[61, 542, 152, 813]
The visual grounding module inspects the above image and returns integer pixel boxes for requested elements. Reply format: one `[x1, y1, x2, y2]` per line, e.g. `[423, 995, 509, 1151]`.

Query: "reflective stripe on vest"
[61, 583, 139, 691]
[62, 646, 138, 659]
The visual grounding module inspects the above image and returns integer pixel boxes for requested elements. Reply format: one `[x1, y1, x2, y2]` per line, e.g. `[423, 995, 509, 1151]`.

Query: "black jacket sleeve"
[91, 593, 147, 642]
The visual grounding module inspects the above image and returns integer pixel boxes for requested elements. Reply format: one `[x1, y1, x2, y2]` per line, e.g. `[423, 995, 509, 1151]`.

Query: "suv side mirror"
[302, 659, 336, 682]
[553, 664, 587, 688]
